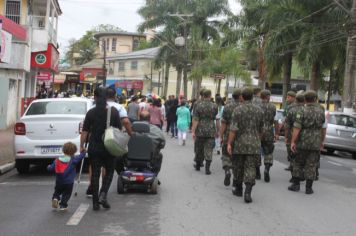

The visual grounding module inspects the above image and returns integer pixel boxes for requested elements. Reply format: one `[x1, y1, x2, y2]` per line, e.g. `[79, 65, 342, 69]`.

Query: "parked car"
[275, 109, 285, 136]
[324, 112, 356, 159]
[14, 98, 93, 174]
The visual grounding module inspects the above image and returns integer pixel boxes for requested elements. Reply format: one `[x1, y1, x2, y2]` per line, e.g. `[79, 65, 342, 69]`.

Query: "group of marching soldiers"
[191, 87, 326, 203]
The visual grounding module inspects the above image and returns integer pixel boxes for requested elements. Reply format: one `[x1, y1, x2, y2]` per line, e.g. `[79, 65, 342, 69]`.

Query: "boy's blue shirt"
[47, 152, 86, 185]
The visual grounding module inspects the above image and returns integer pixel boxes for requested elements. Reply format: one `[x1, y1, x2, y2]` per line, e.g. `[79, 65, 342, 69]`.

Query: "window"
[131, 61, 138, 70]
[5, 0, 21, 24]
[119, 62, 125, 71]
[112, 38, 117, 51]
[26, 101, 87, 115]
[329, 115, 356, 128]
[133, 39, 140, 50]
[106, 38, 110, 51]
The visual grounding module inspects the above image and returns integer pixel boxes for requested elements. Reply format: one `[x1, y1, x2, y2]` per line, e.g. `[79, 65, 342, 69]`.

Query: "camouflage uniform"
[221, 100, 240, 170]
[193, 99, 218, 169]
[231, 101, 263, 186]
[285, 103, 303, 167]
[252, 95, 263, 178]
[289, 92, 325, 194]
[260, 100, 276, 166]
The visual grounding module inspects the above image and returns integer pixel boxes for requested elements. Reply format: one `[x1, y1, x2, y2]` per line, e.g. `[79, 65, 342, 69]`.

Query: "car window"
[26, 101, 87, 115]
[329, 115, 356, 128]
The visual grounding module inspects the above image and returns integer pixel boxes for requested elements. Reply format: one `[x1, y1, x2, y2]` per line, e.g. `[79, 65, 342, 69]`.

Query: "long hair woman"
[80, 87, 121, 211]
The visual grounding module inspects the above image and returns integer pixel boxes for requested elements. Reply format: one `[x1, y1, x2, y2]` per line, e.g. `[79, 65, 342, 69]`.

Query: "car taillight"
[14, 122, 26, 135]
[78, 121, 83, 134]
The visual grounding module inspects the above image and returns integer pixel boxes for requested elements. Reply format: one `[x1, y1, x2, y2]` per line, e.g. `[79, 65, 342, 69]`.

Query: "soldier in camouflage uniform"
[283, 91, 296, 171]
[192, 89, 218, 175]
[284, 91, 305, 181]
[289, 90, 326, 194]
[260, 90, 279, 183]
[192, 89, 206, 168]
[252, 87, 263, 180]
[220, 89, 242, 187]
[227, 88, 264, 203]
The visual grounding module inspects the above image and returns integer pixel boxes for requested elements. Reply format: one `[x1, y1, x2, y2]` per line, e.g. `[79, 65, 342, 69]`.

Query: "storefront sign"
[36, 71, 53, 81]
[31, 44, 59, 72]
[66, 74, 80, 82]
[80, 68, 104, 81]
[0, 15, 27, 41]
[0, 30, 12, 63]
[107, 80, 143, 90]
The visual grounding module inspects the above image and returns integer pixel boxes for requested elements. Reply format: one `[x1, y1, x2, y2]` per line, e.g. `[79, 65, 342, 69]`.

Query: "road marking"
[327, 161, 343, 167]
[66, 203, 90, 226]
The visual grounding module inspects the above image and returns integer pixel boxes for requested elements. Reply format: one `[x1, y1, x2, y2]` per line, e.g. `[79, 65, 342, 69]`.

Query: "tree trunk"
[183, 66, 188, 99]
[311, 62, 321, 91]
[217, 79, 222, 96]
[163, 62, 170, 98]
[282, 52, 293, 104]
[258, 37, 267, 89]
[176, 67, 183, 97]
[192, 76, 203, 99]
[327, 68, 333, 111]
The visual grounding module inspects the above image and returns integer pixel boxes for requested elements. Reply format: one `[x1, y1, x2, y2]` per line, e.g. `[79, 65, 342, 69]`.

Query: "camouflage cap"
[232, 88, 242, 98]
[304, 90, 317, 102]
[253, 87, 262, 95]
[260, 89, 271, 99]
[296, 91, 305, 102]
[242, 87, 254, 100]
[199, 88, 206, 96]
[287, 91, 296, 97]
[203, 89, 212, 98]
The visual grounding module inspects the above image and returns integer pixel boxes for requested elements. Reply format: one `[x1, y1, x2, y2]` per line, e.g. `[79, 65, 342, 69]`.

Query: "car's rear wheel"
[352, 153, 356, 160]
[326, 149, 335, 155]
[150, 178, 158, 194]
[15, 160, 30, 174]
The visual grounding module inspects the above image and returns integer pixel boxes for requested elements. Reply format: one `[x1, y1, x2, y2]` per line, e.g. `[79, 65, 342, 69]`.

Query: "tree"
[65, 24, 123, 67]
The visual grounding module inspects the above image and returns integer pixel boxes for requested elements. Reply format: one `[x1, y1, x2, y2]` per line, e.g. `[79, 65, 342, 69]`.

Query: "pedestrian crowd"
[47, 85, 326, 211]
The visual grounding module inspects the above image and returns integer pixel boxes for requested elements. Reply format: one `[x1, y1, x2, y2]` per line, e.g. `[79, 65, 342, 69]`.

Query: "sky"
[57, 0, 242, 56]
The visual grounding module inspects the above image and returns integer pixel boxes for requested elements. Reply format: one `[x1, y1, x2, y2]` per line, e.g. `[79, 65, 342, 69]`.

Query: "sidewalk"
[0, 126, 15, 173]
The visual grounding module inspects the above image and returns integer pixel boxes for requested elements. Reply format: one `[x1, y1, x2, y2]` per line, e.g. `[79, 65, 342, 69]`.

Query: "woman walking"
[148, 99, 164, 129]
[176, 100, 191, 146]
[80, 87, 121, 211]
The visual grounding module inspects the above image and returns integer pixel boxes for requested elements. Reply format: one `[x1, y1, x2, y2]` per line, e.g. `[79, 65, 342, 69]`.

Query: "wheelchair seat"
[127, 122, 152, 162]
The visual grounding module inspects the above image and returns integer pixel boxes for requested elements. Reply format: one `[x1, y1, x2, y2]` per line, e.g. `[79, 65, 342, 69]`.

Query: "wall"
[7, 78, 18, 126]
[0, 0, 28, 25]
[98, 35, 146, 57]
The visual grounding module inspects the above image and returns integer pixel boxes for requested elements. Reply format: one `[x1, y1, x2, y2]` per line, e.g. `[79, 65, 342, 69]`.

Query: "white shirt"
[107, 101, 128, 118]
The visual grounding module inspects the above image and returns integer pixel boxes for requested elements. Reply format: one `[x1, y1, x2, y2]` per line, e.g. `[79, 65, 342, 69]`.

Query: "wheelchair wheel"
[150, 178, 158, 194]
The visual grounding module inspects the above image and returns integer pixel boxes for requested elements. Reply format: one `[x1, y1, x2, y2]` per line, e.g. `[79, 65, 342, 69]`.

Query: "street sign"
[210, 73, 225, 80]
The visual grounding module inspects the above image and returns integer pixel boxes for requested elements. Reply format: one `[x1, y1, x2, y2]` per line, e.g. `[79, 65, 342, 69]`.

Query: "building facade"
[0, 0, 61, 129]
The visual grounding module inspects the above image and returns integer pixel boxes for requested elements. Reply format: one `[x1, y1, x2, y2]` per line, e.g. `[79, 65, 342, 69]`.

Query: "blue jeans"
[170, 121, 177, 137]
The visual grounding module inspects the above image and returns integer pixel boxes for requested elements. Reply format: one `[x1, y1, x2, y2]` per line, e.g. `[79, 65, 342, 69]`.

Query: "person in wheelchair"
[138, 111, 166, 175]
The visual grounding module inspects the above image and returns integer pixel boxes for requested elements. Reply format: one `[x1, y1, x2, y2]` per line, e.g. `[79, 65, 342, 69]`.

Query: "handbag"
[103, 106, 129, 157]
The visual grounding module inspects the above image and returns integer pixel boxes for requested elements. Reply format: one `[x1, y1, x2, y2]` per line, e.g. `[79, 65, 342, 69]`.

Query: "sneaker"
[52, 198, 59, 209]
[217, 150, 221, 155]
[59, 205, 68, 211]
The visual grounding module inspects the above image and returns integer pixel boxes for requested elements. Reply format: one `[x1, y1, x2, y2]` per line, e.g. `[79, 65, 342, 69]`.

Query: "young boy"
[47, 142, 86, 210]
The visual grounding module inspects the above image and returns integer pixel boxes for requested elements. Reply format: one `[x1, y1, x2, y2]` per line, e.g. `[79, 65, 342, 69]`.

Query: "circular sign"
[35, 53, 47, 65]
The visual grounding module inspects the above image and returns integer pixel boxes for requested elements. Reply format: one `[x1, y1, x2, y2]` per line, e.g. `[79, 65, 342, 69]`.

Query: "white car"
[14, 98, 93, 174]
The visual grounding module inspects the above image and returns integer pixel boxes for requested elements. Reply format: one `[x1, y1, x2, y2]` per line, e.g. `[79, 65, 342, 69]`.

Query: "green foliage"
[65, 24, 122, 66]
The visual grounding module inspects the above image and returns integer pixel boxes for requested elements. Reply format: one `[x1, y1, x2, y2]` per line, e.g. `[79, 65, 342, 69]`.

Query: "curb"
[0, 162, 15, 175]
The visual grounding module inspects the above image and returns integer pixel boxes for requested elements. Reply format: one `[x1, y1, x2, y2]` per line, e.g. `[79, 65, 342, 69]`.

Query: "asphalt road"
[1, 135, 356, 236]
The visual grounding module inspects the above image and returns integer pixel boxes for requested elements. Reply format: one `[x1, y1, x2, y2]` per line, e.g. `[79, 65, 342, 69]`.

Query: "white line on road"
[66, 203, 90, 226]
[327, 161, 343, 167]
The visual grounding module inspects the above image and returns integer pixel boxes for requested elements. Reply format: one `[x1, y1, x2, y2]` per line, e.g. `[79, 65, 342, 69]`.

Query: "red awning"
[0, 15, 27, 41]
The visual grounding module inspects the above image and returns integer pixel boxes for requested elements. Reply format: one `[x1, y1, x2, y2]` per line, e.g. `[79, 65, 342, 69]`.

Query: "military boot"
[305, 180, 314, 194]
[205, 161, 212, 175]
[98, 192, 111, 209]
[288, 177, 300, 192]
[232, 179, 237, 195]
[244, 183, 253, 203]
[194, 161, 201, 171]
[264, 164, 271, 183]
[235, 183, 243, 197]
[224, 169, 231, 186]
[256, 167, 261, 180]
[315, 168, 319, 181]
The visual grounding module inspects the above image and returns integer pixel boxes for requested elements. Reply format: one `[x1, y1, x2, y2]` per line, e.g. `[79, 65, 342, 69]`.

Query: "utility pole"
[342, 0, 356, 113]
[102, 40, 107, 87]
